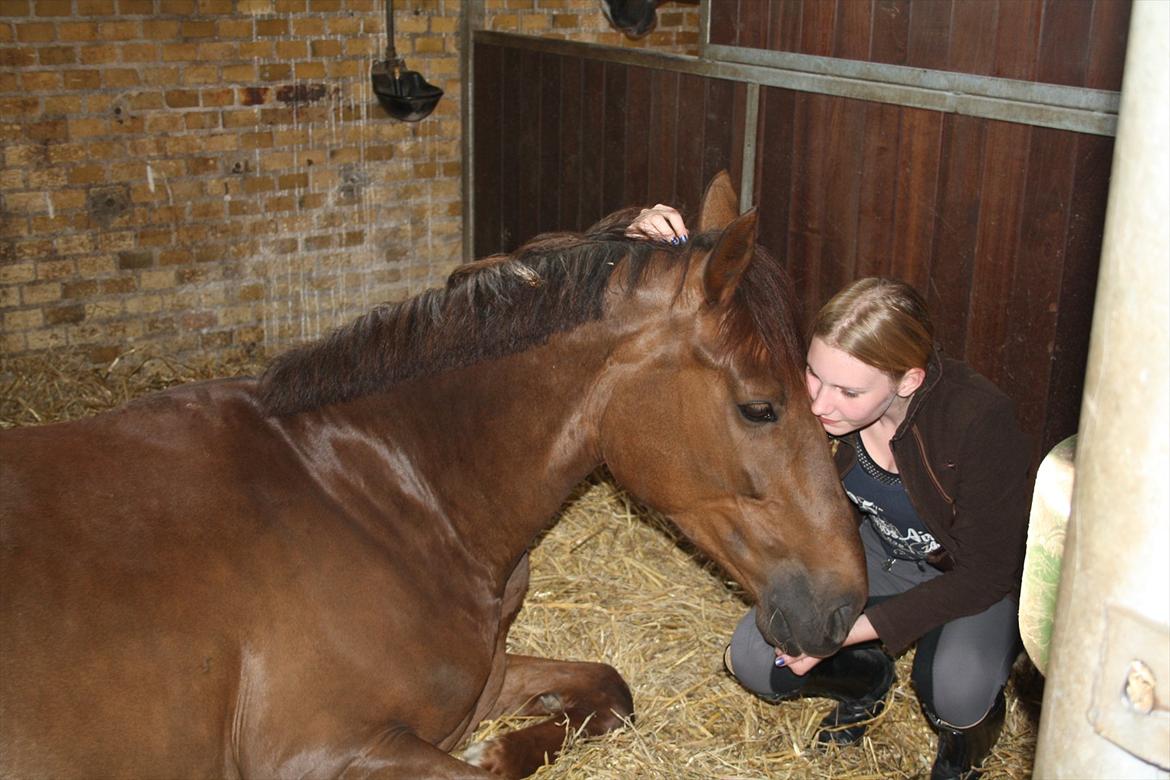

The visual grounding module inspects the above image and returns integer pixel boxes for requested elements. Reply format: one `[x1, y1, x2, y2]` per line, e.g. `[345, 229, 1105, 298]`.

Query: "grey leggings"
[729, 521, 1019, 727]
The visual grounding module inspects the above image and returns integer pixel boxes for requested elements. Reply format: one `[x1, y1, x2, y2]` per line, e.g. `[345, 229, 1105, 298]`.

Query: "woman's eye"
[738, 402, 777, 424]
[841, 389, 860, 399]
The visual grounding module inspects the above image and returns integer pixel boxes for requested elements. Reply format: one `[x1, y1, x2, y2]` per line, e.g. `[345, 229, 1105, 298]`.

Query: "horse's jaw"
[648, 497, 864, 659]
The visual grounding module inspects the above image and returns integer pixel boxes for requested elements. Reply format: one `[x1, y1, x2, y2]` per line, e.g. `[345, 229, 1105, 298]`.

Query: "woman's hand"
[774, 613, 879, 676]
[626, 204, 689, 243]
[774, 652, 824, 676]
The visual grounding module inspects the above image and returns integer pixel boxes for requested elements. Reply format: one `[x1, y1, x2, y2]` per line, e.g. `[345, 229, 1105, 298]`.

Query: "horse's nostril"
[828, 603, 853, 646]
[758, 601, 793, 649]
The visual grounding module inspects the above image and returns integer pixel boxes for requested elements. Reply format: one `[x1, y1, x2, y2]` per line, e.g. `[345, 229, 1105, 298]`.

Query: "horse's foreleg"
[461, 654, 634, 779]
[336, 727, 494, 779]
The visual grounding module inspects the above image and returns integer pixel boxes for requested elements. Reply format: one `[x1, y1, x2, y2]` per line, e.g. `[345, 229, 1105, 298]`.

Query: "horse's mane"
[259, 209, 804, 416]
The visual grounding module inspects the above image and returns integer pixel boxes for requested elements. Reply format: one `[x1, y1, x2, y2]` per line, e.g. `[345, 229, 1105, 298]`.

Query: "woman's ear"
[897, 367, 926, 397]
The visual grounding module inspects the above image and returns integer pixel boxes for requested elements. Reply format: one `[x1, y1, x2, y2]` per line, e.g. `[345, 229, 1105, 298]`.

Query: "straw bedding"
[0, 350, 1040, 778]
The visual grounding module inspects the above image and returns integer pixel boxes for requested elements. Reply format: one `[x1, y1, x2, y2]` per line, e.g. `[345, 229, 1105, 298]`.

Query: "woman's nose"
[806, 377, 829, 415]
[809, 396, 832, 416]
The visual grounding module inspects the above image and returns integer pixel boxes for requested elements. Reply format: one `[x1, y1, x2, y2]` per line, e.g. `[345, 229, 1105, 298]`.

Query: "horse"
[0, 172, 866, 778]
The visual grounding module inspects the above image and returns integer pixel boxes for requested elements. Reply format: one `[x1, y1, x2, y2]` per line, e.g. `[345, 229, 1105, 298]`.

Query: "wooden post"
[1033, 2, 1169, 776]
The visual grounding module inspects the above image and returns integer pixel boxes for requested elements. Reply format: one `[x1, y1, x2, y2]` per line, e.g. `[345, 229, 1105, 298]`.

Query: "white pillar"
[1033, 1, 1170, 777]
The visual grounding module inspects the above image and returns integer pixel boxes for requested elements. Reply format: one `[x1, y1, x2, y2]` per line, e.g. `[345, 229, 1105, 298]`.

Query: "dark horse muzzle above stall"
[0, 172, 865, 778]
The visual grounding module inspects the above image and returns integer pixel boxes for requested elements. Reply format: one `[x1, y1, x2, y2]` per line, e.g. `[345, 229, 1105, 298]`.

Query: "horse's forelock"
[717, 243, 806, 384]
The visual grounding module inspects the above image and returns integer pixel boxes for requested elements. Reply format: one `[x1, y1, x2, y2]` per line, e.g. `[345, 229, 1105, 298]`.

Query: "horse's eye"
[738, 402, 777, 424]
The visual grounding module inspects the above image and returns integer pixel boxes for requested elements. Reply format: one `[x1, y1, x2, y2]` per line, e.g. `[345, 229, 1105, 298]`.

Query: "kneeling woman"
[631, 207, 1033, 778]
[727, 277, 1032, 780]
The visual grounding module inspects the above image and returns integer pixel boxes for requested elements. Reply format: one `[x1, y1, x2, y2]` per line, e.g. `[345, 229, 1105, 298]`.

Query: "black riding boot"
[725, 642, 895, 746]
[924, 690, 1006, 779]
[804, 643, 896, 746]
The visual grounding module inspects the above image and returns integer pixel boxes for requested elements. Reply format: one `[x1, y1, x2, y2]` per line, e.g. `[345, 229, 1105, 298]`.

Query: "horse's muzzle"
[755, 577, 862, 659]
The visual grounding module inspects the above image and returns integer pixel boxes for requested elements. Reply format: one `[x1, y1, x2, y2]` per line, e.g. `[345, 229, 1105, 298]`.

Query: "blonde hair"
[811, 278, 934, 377]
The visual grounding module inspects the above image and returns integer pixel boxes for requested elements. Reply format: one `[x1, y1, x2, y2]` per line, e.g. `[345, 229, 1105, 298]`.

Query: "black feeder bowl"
[372, 59, 443, 122]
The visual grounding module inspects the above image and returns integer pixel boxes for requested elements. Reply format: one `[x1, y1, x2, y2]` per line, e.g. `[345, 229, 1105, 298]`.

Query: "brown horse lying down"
[0, 172, 865, 778]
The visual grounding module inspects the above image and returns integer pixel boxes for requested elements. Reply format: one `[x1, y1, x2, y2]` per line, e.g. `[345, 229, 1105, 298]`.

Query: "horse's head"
[600, 0, 663, 39]
[596, 173, 866, 658]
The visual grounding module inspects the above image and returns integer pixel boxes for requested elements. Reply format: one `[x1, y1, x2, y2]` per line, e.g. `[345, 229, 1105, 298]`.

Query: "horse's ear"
[703, 208, 758, 307]
[698, 170, 740, 232]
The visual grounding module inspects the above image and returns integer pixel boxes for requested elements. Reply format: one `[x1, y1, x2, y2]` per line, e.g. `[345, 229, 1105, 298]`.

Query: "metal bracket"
[1089, 603, 1170, 769]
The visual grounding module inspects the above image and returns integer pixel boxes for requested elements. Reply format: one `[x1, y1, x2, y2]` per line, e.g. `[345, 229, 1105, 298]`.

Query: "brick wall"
[0, 0, 698, 365]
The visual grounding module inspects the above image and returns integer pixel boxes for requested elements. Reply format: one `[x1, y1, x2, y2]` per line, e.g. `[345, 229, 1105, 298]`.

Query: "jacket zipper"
[910, 425, 954, 509]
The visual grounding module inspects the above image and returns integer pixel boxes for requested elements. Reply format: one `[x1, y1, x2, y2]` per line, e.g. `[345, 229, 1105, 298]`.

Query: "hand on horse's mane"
[626, 204, 690, 244]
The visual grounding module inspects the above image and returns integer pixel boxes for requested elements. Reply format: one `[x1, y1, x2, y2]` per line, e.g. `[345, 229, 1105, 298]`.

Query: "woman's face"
[805, 336, 899, 435]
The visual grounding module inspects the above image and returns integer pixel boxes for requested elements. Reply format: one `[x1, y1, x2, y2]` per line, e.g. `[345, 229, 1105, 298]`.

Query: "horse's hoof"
[462, 738, 523, 778]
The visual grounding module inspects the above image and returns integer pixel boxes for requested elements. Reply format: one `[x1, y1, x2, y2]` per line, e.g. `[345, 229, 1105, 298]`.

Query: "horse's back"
[1, 377, 501, 776]
[1, 377, 275, 556]
[0, 378, 276, 777]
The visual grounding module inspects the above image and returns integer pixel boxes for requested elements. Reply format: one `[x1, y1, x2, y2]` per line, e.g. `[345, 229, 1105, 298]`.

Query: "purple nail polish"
[774, 657, 786, 667]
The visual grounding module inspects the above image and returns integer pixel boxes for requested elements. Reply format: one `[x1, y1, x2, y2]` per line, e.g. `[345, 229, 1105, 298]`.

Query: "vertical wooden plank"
[890, 106, 943, 293]
[512, 46, 542, 248]
[833, 0, 874, 60]
[729, 81, 748, 192]
[906, 0, 952, 70]
[771, 0, 803, 53]
[818, 95, 867, 297]
[800, 0, 838, 56]
[927, 113, 986, 357]
[496, 46, 524, 252]
[558, 55, 583, 231]
[623, 65, 652, 208]
[673, 72, 707, 217]
[948, 0, 998, 75]
[1036, 0, 1094, 86]
[737, 0, 771, 49]
[787, 92, 832, 320]
[755, 86, 797, 277]
[602, 63, 629, 214]
[965, 120, 1030, 388]
[1001, 126, 1078, 441]
[1085, 0, 1132, 91]
[472, 43, 502, 256]
[993, 0, 1042, 80]
[646, 69, 679, 207]
[728, 82, 744, 190]
[578, 58, 607, 228]
[1043, 133, 1113, 452]
[536, 52, 562, 236]
[871, 0, 911, 65]
[854, 101, 901, 277]
[701, 77, 736, 194]
[708, 0, 738, 47]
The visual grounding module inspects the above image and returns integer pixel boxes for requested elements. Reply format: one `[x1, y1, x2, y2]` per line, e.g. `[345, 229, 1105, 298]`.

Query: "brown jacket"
[831, 350, 1034, 655]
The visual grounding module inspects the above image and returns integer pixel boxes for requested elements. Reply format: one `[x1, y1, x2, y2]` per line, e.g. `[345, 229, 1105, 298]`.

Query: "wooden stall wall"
[472, 42, 747, 255]
[752, 93, 1117, 455]
[472, 1, 1128, 458]
[709, 0, 1131, 90]
[713, 0, 1129, 455]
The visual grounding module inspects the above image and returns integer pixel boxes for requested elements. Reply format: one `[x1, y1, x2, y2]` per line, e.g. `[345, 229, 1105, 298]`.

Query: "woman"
[630, 207, 1033, 780]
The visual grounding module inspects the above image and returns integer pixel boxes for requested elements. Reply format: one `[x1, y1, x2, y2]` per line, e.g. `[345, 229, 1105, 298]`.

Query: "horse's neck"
[333, 326, 611, 584]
